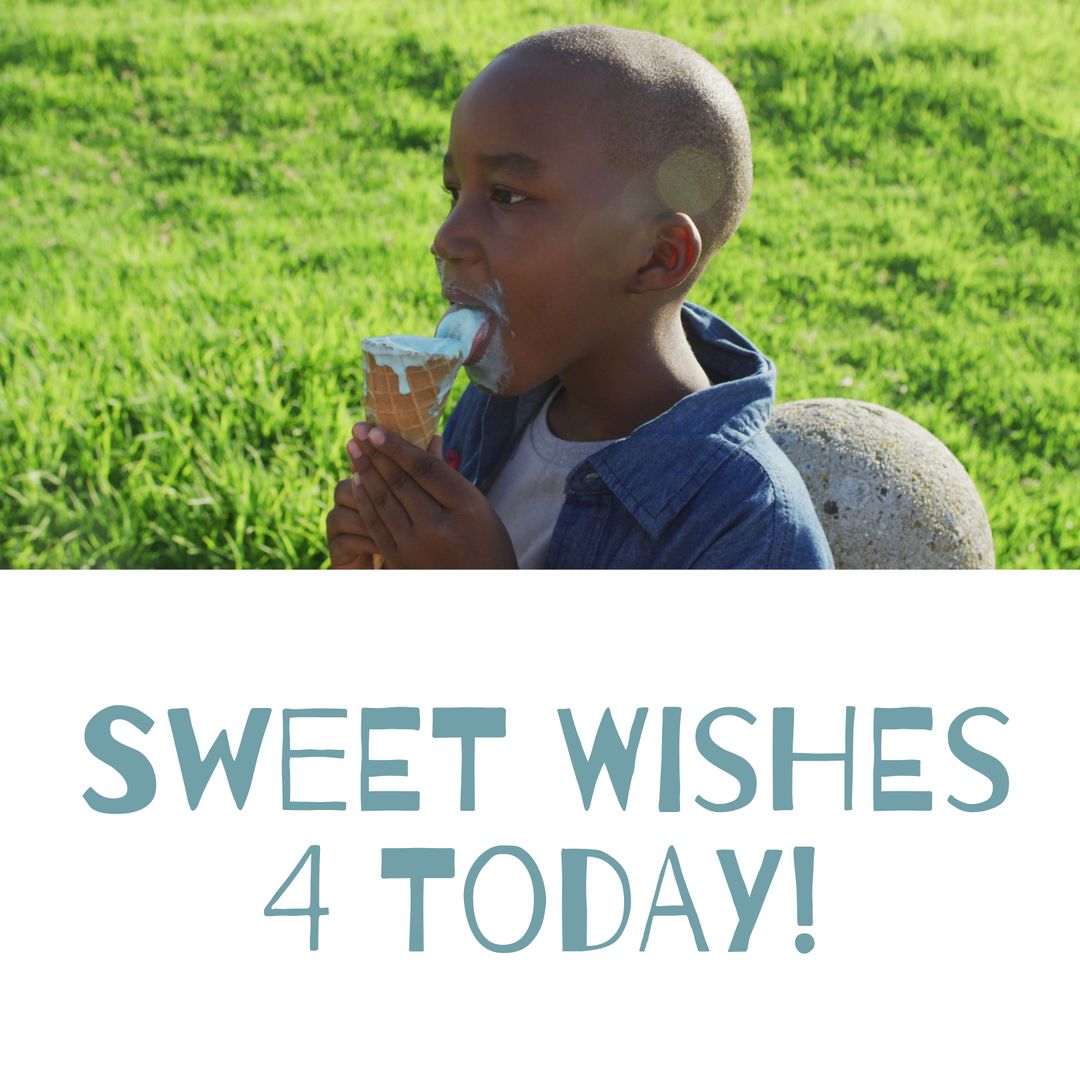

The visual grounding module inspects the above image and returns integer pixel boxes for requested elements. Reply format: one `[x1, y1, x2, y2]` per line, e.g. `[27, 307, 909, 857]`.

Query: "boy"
[327, 25, 832, 569]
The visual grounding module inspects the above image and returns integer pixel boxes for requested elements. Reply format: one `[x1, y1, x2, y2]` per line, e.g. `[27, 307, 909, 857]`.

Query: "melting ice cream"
[360, 306, 490, 450]
[361, 306, 489, 396]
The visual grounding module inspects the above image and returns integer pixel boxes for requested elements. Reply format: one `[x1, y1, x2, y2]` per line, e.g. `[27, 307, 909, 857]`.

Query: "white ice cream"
[362, 307, 487, 395]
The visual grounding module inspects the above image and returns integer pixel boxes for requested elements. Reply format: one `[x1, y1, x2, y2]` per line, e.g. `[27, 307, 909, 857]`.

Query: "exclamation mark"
[794, 846, 815, 953]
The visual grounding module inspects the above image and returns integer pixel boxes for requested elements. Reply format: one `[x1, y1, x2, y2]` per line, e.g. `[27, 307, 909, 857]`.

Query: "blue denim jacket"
[443, 302, 833, 569]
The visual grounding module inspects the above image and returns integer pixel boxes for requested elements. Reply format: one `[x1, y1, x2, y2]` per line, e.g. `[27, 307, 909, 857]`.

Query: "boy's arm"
[686, 445, 834, 570]
[689, 517, 833, 569]
[348, 424, 518, 569]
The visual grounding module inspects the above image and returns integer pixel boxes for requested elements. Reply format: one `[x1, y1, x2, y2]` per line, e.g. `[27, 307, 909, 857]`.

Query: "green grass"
[1, 0, 1077, 567]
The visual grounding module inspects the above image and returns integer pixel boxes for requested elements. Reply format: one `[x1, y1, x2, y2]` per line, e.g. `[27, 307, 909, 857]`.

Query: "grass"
[1, 0, 1077, 567]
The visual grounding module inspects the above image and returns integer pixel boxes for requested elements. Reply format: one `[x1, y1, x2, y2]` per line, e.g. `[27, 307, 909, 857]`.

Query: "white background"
[2, 571, 1076, 1078]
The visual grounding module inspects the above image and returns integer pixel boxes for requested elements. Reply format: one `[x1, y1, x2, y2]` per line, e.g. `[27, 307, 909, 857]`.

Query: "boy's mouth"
[438, 297, 495, 367]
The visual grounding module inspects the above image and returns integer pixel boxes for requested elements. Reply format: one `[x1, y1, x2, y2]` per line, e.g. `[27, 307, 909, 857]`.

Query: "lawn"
[1, 0, 1077, 567]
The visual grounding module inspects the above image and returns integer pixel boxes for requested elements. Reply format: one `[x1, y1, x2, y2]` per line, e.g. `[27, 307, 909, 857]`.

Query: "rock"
[767, 398, 995, 569]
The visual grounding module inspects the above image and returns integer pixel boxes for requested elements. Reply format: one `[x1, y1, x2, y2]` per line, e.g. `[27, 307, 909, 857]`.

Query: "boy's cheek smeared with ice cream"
[436, 261, 514, 396]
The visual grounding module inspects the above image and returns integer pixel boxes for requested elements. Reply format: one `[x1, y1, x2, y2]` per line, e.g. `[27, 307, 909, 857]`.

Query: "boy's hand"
[348, 424, 518, 569]
[326, 475, 377, 569]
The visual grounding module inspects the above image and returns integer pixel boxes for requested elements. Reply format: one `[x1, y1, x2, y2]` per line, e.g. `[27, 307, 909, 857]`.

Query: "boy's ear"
[629, 213, 702, 293]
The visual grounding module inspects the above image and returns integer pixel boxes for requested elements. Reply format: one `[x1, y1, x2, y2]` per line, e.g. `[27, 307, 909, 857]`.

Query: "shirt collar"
[567, 302, 776, 539]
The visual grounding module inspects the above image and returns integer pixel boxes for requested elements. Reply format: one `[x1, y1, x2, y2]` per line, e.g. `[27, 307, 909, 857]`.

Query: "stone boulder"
[767, 398, 995, 569]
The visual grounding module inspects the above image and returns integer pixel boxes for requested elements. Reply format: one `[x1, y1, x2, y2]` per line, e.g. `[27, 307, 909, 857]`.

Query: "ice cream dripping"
[362, 306, 488, 397]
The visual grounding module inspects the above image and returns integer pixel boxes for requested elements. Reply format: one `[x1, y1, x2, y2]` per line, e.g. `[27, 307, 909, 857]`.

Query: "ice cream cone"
[361, 340, 465, 569]
[359, 307, 488, 569]
[361, 348, 462, 452]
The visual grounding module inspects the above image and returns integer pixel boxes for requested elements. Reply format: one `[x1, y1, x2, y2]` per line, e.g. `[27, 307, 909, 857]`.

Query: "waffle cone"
[362, 348, 463, 569]
[362, 349, 461, 450]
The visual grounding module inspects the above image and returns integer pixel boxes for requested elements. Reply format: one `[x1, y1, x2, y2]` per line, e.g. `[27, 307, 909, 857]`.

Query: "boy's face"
[434, 53, 649, 396]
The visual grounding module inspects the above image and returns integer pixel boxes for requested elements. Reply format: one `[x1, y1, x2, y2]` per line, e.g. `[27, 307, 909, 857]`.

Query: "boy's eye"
[442, 184, 527, 209]
[491, 187, 526, 206]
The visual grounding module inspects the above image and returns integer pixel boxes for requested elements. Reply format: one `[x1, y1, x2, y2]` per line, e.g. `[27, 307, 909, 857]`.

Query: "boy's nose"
[431, 208, 481, 264]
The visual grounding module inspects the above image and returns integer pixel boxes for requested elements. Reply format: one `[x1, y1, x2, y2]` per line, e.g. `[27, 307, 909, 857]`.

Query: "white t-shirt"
[486, 390, 615, 569]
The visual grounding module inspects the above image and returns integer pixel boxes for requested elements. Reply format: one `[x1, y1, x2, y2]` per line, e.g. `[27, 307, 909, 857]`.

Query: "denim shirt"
[443, 302, 834, 569]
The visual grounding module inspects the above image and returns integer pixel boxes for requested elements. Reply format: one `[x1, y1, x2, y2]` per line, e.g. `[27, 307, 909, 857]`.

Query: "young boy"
[327, 25, 833, 569]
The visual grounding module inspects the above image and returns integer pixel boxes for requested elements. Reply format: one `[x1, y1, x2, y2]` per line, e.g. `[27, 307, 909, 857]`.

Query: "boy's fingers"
[353, 486, 397, 560]
[428, 433, 444, 458]
[353, 463, 409, 549]
[358, 441, 445, 523]
[334, 476, 362, 511]
[347, 438, 363, 473]
[327, 492, 376, 568]
[362, 427, 464, 506]
[326, 504, 372, 540]
[328, 533, 377, 568]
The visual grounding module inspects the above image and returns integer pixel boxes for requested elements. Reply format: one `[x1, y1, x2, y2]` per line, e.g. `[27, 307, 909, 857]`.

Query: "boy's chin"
[465, 366, 554, 400]
[467, 376, 516, 398]
[463, 338, 514, 395]
[463, 333, 560, 398]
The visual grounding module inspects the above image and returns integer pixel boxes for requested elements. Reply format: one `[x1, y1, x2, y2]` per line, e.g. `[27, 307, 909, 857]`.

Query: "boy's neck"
[546, 302, 711, 442]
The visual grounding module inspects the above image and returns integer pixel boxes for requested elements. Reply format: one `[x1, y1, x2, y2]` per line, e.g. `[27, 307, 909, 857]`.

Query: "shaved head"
[498, 25, 753, 279]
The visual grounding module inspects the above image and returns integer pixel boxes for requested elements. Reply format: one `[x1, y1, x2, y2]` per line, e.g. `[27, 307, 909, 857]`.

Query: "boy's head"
[501, 25, 752, 263]
[434, 24, 752, 396]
